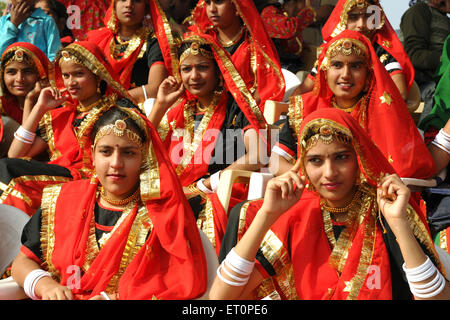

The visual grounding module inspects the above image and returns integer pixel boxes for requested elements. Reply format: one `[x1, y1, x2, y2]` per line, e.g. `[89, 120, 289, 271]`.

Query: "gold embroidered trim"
[40, 184, 63, 280]
[196, 196, 216, 249]
[287, 95, 304, 143]
[0, 175, 71, 208]
[174, 95, 220, 176]
[440, 230, 448, 252]
[259, 229, 297, 299]
[110, 27, 151, 61]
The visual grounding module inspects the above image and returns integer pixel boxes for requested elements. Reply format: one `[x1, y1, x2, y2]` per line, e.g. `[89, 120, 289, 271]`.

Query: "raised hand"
[9, 1, 33, 27]
[260, 158, 306, 220]
[377, 174, 411, 226]
[35, 86, 67, 114]
[155, 76, 184, 111]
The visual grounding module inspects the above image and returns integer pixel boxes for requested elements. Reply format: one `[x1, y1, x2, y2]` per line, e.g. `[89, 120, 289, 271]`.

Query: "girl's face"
[304, 139, 359, 208]
[326, 52, 369, 108]
[60, 60, 100, 105]
[205, 0, 239, 29]
[115, 0, 147, 28]
[93, 132, 143, 201]
[180, 54, 219, 101]
[3, 60, 39, 97]
[346, 6, 376, 39]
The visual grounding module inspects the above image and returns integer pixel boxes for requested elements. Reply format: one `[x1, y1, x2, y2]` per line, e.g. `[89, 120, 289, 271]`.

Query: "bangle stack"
[403, 256, 446, 299]
[14, 126, 36, 145]
[217, 248, 255, 287]
[431, 129, 450, 154]
[23, 269, 52, 300]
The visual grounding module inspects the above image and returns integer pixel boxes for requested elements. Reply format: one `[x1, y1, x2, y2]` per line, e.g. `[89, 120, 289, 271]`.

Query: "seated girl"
[11, 104, 207, 300]
[294, 0, 414, 101]
[271, 30, 434, 182]
[191, 0, 285, 108]
[149, 33, 270, 252]
[86, 0, 175, 104]
[0, 41, 131, 216]
[0, 42, 52, 157]
[211, 108, 450, 300]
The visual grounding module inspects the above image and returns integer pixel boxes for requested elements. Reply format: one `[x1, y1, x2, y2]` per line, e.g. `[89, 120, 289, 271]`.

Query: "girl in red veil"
[190, 0, 285, 109]
[273, 30, 434, 181]
[211, 108, 449, 300]
[11, 104, 207, 300]
[0, 43, 53, 157]
[86, 0, 178, 104]
[149, 32, 270, 254]
[296, 0, 414, 100]
[0, 41, 130, 216]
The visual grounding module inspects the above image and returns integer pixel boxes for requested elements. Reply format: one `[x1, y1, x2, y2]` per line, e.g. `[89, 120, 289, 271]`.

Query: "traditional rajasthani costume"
[191, 0, 285, 109]
[19, 104, 207, 300]
[86, 0, 177, 91]
[157, 33, 268, 254]
[275, 30, 434, 181]
[0, 42, 54, 140]
[308, 0, 415, 92]
[221, 108, 446, 300]
[418, 35, 450, 255]
[0, 41, 130, 216]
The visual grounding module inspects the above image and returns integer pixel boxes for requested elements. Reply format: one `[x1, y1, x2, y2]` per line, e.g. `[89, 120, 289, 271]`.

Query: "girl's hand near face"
[377, 174, 411, 229]
[155, 76, 184, 111]
[35, 86, 68, 114]
[260, 158, 306, 223]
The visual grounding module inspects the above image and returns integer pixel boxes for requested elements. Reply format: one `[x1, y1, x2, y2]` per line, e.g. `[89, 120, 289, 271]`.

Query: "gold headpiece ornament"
[94, 119, 144, 149]
[59, 50, 85, 67]
[3, 48, 33, 68]
[301, 123, 352, 152]
[179, 41, 214, 64]
[321, 38, 368, 70]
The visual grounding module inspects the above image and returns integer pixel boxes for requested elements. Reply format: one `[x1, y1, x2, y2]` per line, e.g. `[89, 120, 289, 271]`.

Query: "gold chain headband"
[94, 119, 144, 149]
[301, 124, 352, 152]
[321, 38, 368, 70]
[59, 50, 85, 67]
[179, 41, 214, 65]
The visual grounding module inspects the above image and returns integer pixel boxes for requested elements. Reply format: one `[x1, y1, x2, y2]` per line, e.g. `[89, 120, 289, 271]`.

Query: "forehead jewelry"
[94, 119, 143, 149]
[59, 50, 84, 66]
[179, 41, 214, 64]
[302, 124, 352, 152]
[321, 38, 368, 70]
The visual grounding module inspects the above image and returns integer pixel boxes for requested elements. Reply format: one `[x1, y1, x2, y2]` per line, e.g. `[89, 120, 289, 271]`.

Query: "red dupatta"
[0, 42, 54, 124]
[48, 41, 130, 178]
[260, 108, 443, 300]
[86, 0, 174, 89]
[191, 0, 285, 109]
[288, 30, 434, 180]
[161, 33, 268, 187]
[321, 0, 415, 90]
[41, 105, 207, 300]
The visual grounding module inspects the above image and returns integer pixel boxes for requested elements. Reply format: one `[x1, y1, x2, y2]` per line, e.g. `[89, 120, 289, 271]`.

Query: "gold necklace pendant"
[321, 189, 361, 214]
[218, 26, 244, 47]
[100, 186, 140, 207]
[77, 98, 103, 113]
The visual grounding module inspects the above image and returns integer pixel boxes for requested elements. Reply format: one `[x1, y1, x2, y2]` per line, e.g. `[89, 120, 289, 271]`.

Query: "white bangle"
[440, 129, 450, 140]
[197, 178, 213, 194]
[216, 264, 248, 287]
[141, 85, 148, 101]
[14, 126, 36, 144]
[403, 256, 447, 299]
[100, 291, 111, 300]
[432, 130, 450, 154]
[225, 248, 255, 276]
[209, 170, 221, 192]
[23, 269, 52, 300]
[14, 132, 34, 144]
